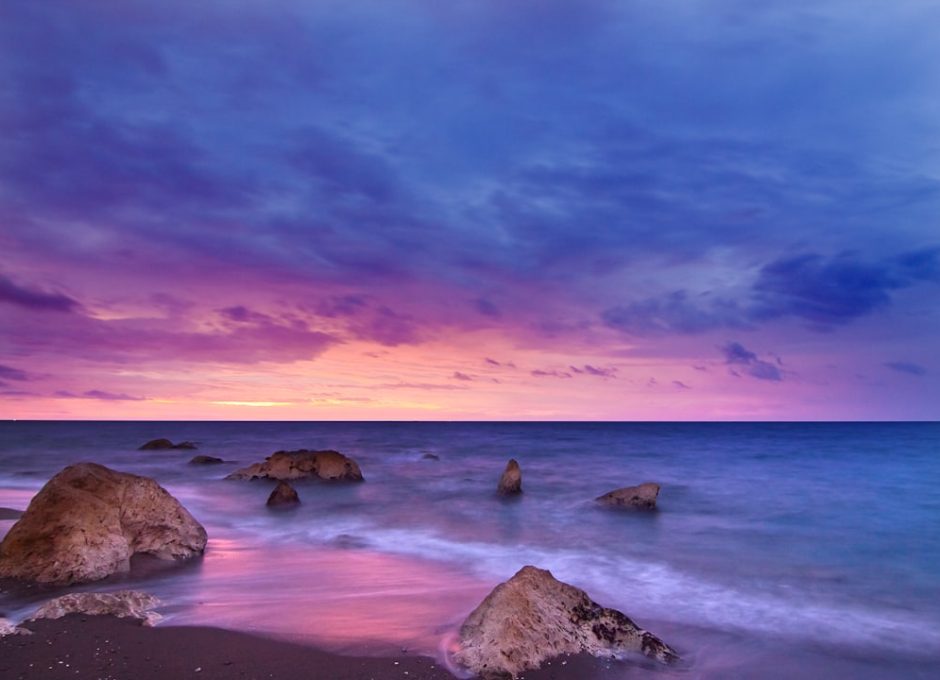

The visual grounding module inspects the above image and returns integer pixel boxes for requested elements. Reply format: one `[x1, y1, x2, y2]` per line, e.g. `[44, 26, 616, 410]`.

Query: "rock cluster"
[0, 463, 207, 585]
[455, 566, 677, 678]
[226, 449, 364, 482]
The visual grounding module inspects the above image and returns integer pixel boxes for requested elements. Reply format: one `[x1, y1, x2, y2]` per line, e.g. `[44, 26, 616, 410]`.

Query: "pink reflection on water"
[158, 536, 490, 656]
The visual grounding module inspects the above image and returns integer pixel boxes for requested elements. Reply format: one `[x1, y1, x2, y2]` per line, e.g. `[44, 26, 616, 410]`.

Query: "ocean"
[1, 421, 938, 678]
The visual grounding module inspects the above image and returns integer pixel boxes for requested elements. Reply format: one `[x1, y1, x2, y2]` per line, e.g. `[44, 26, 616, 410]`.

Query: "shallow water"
[1, 421, 939, 678]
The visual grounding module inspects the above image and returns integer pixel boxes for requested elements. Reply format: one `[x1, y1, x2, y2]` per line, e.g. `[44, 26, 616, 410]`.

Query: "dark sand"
[0, 615, 619, 679]
[0, 508, 23, 520]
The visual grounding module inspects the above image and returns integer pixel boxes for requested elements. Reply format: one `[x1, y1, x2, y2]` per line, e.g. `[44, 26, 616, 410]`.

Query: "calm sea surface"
[1, 421, 938, 678]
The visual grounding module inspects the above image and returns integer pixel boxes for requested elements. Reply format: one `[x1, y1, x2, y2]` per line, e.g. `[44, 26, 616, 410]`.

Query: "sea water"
[1, 421, 938, 678]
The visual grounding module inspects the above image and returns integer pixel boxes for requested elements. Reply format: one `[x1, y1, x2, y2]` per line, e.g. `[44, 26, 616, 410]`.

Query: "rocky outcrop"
[226, 450, 364, 482]
[267, 481, 300, 508]
[0, 507, 23, 520]
[27, 591, 163, 626]
[139, 438, 197, 450]
[596, 483, 660, 510]
[454, 566, 677, 679]
[189, 455, 224, 465]
[497, 459, 522, 496]
[422, 453, 441, 461]
[0, 463, 208, 585]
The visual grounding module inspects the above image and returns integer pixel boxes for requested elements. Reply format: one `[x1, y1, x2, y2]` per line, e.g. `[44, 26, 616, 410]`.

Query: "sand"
[0, 615, 618, 679]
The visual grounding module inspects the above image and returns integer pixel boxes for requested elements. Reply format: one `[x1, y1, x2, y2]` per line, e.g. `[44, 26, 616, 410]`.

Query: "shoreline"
[0, 615, 619, 680]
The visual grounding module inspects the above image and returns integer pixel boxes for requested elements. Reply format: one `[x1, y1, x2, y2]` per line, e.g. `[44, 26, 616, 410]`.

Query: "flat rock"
[0, 617, 30, 637]
[267, 481, 301, 508]
[0, 462, 208, 585]
[189, 455, 224, 465]
[596, 482, 660, 510]
[454, 565, 678, 679]
[139, 438, 197, 450]
[27, 591, 163, 626]
[497, 458, 522, 495]
[226, 450, 364, 482]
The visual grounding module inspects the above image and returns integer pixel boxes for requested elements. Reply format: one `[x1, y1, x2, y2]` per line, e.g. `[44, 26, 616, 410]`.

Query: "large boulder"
[226, 450, 364, 482]
[27, 591, 162, 626]
[0, 463, 207, 585]
[267, 481, 300, 508]
[455, 566, 677, 679]
[497, 459, 522, 496]
[139, 438, 197, 450]
[596, 483, 660, 510]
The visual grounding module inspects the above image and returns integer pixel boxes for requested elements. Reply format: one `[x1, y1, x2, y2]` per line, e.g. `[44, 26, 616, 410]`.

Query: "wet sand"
[0, 615, 617, 680]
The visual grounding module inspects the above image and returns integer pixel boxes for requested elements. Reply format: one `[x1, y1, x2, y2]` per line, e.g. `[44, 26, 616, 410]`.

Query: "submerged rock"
[139, 438, 197, 450]
[497, 458, 522, 496]
[0, 507, 23, 520]
[27, 591, 163, 626]
[189, 455, 224, 465]
[0, 463, 207, 585]
[226, 449, 364, 482]
[596, 482, 660, 510]
[267, 481, 300, 508]
[455, 566, 677, 679]
[421, 453, 441, 461]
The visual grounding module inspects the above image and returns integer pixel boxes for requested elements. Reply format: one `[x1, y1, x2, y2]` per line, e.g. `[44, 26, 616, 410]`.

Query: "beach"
[2, 421, 940, 678]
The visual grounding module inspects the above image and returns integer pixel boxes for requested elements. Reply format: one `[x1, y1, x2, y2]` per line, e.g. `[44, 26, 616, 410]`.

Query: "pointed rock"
[267, 481, 301, 508]
[455, 566, 677, 679]
[596, 482, 660, 510]
[497, 458, 522, 495]
[0, 463, 207, 585]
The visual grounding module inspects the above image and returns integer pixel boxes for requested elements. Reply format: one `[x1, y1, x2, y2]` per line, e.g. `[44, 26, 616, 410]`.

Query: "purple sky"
[1, 0, 938, 420]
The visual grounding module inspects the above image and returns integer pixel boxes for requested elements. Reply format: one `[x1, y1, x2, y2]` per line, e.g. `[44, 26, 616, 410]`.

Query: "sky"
[1, 0, 939, 421]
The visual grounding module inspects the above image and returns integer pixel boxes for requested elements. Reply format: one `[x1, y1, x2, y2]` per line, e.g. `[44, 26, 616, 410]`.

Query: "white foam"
[342, 525, 940, 657]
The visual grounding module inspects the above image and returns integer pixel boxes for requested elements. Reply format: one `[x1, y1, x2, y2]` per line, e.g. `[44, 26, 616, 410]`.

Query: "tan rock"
[27, 591, 162, 626]
[596, 482, 660, 510]
[0, 463, 208, 585]
[455, 566, 677, 679]
[226, 450, 364, 482]
[497, 458, 522, 495]
[267, 481, 300, 508]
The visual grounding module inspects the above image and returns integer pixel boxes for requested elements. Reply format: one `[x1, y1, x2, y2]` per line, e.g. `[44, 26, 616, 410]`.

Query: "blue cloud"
[721, 342, 782, 382]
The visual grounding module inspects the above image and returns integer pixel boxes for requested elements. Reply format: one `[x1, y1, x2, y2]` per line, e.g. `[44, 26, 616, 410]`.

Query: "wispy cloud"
[55, 389, 147, 401]
[884, 361, 927, 376]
